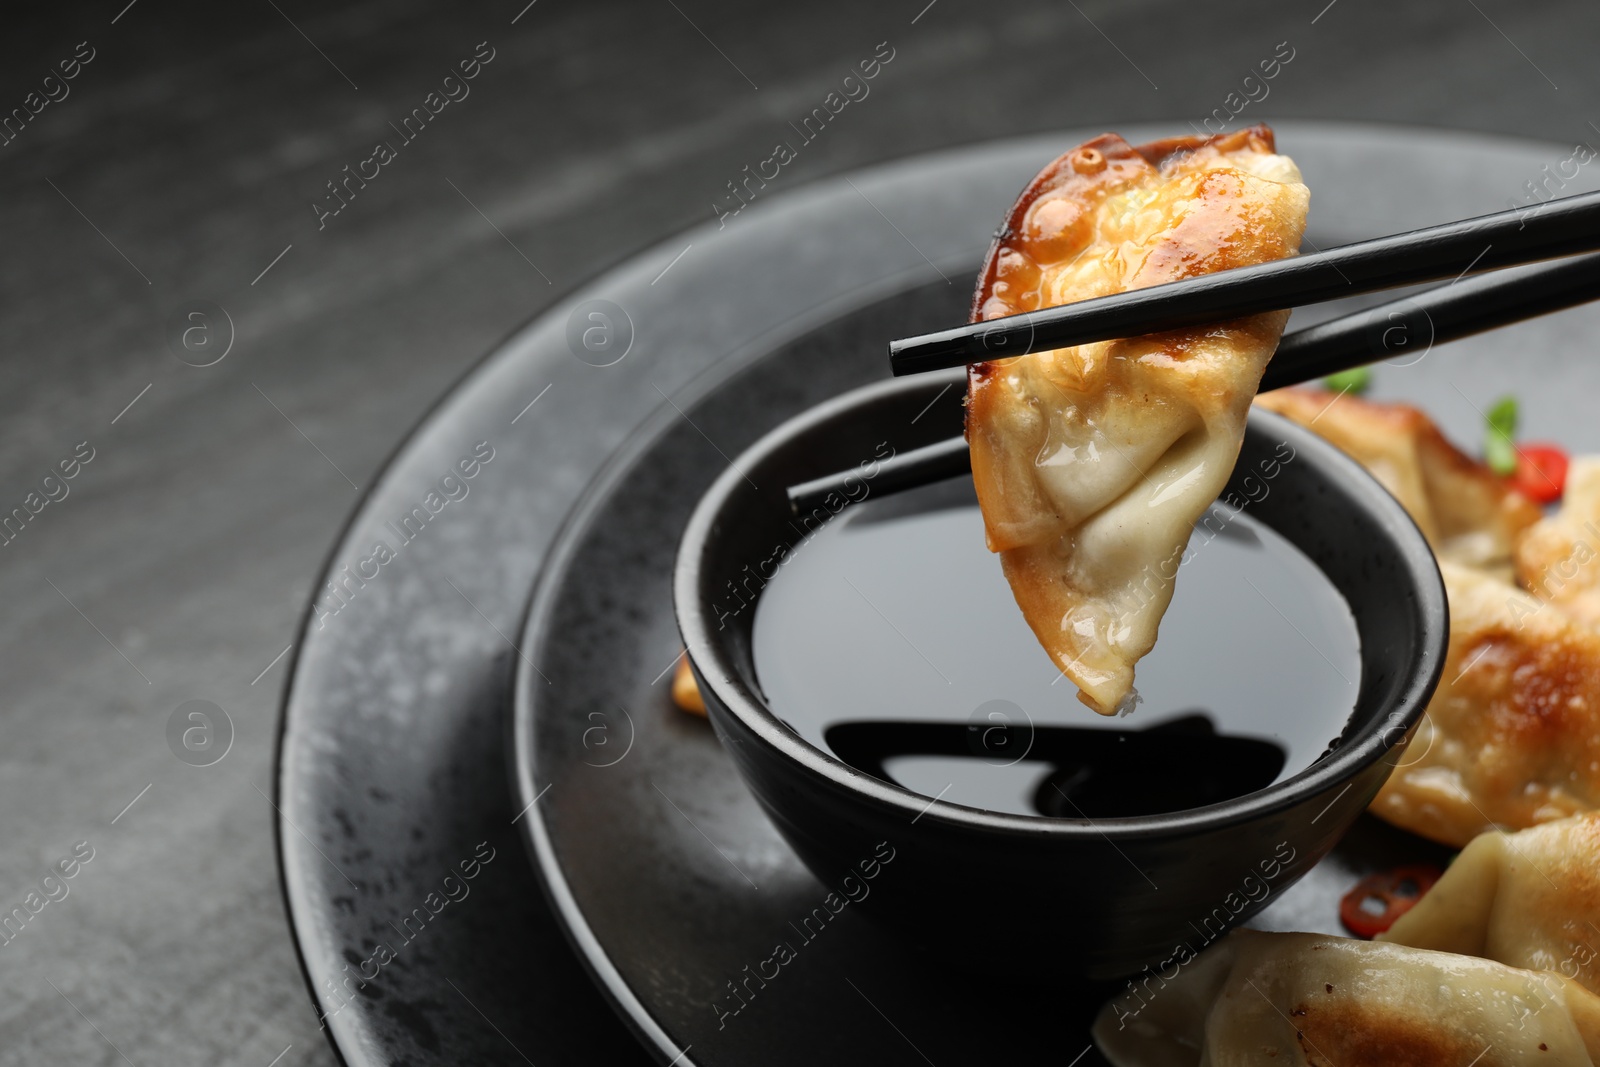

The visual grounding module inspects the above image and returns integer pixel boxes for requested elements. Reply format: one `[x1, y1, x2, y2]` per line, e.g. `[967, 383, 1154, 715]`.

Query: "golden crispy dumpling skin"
[1094, 929, 1600, 1067]
[1255, 388, 1600, 845]
[1517, 456, 1600, 626]
[966, 127, 1310, 715]
[1095, 815, 1600, 1065]
[1254, 387, 1540, 570]
[1371, 560, 1600, 846]
[1382, 813, 1600, 992]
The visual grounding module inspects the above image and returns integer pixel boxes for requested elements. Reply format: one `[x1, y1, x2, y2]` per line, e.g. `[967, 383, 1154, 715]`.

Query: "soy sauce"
[750, 478, 1362, 819]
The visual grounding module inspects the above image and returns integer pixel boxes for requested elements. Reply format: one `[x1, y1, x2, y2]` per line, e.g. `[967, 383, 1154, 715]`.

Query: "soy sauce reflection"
[827, 713, 1287, 820]
[752, 478, 1360, 821]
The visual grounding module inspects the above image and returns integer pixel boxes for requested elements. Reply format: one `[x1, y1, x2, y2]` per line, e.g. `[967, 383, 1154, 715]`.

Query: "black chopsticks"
[1258, 249, 1600, 390]
[786, 437, 973, 517]
[889, 189, 1600, 376]
[787, 250, 1600, 516]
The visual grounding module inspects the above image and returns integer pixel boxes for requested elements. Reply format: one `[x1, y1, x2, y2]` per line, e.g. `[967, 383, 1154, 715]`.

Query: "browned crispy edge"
[964, 124, 1280, 333]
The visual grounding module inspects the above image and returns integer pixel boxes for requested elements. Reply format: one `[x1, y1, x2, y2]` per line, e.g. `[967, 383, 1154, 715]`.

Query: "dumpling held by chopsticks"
[965, 126, 1310, 714]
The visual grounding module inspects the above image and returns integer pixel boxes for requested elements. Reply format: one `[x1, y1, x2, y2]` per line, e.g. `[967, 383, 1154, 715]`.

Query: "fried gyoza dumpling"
[1254, 388, 1594, 845]
[1517, 456, 1600, 627]
[1093, 929, 1600, 1067]
[966, 127, 1310, 715]
[1094, 815, 1600, 1066]
[1370, 560, 1600, 846]
[1381, 812, 1600, 990]
[1254, 387, 1540, 570]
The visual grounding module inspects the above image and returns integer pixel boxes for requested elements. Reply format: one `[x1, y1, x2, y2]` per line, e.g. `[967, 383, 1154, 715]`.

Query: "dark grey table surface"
[2, 1, 1596, 1063]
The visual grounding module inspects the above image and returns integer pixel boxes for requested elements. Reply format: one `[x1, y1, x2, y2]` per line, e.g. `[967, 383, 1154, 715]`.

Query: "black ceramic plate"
[509, 125, 1600, 1065]
[280, 124, 1600, 1066]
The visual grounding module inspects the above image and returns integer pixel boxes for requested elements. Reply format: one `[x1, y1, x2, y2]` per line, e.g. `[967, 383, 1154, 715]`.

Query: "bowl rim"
[674, 372, 1450, 841]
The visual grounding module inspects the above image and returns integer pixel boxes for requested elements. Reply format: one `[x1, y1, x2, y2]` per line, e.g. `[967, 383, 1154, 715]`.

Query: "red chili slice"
[1339, 864, 1441, 938]
[1510, 443, 1570, 505]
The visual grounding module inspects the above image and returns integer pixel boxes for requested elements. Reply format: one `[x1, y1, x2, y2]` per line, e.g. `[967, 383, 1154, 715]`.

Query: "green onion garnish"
[1484, 394, 1519, 476]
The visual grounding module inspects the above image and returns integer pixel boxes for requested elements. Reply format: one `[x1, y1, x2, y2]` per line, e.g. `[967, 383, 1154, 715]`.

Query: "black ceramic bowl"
[674, 370, 1448, 980]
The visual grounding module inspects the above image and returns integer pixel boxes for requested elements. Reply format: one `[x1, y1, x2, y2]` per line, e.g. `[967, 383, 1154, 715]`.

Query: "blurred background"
[0, 0, 1595, 1063]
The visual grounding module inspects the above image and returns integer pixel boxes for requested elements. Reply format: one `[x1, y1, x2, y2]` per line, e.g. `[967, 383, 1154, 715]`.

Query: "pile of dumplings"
[1259, 388, 1600, 847]
[1096, 392, 1600, 1065]
[1095, 813, 1600, 1066]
